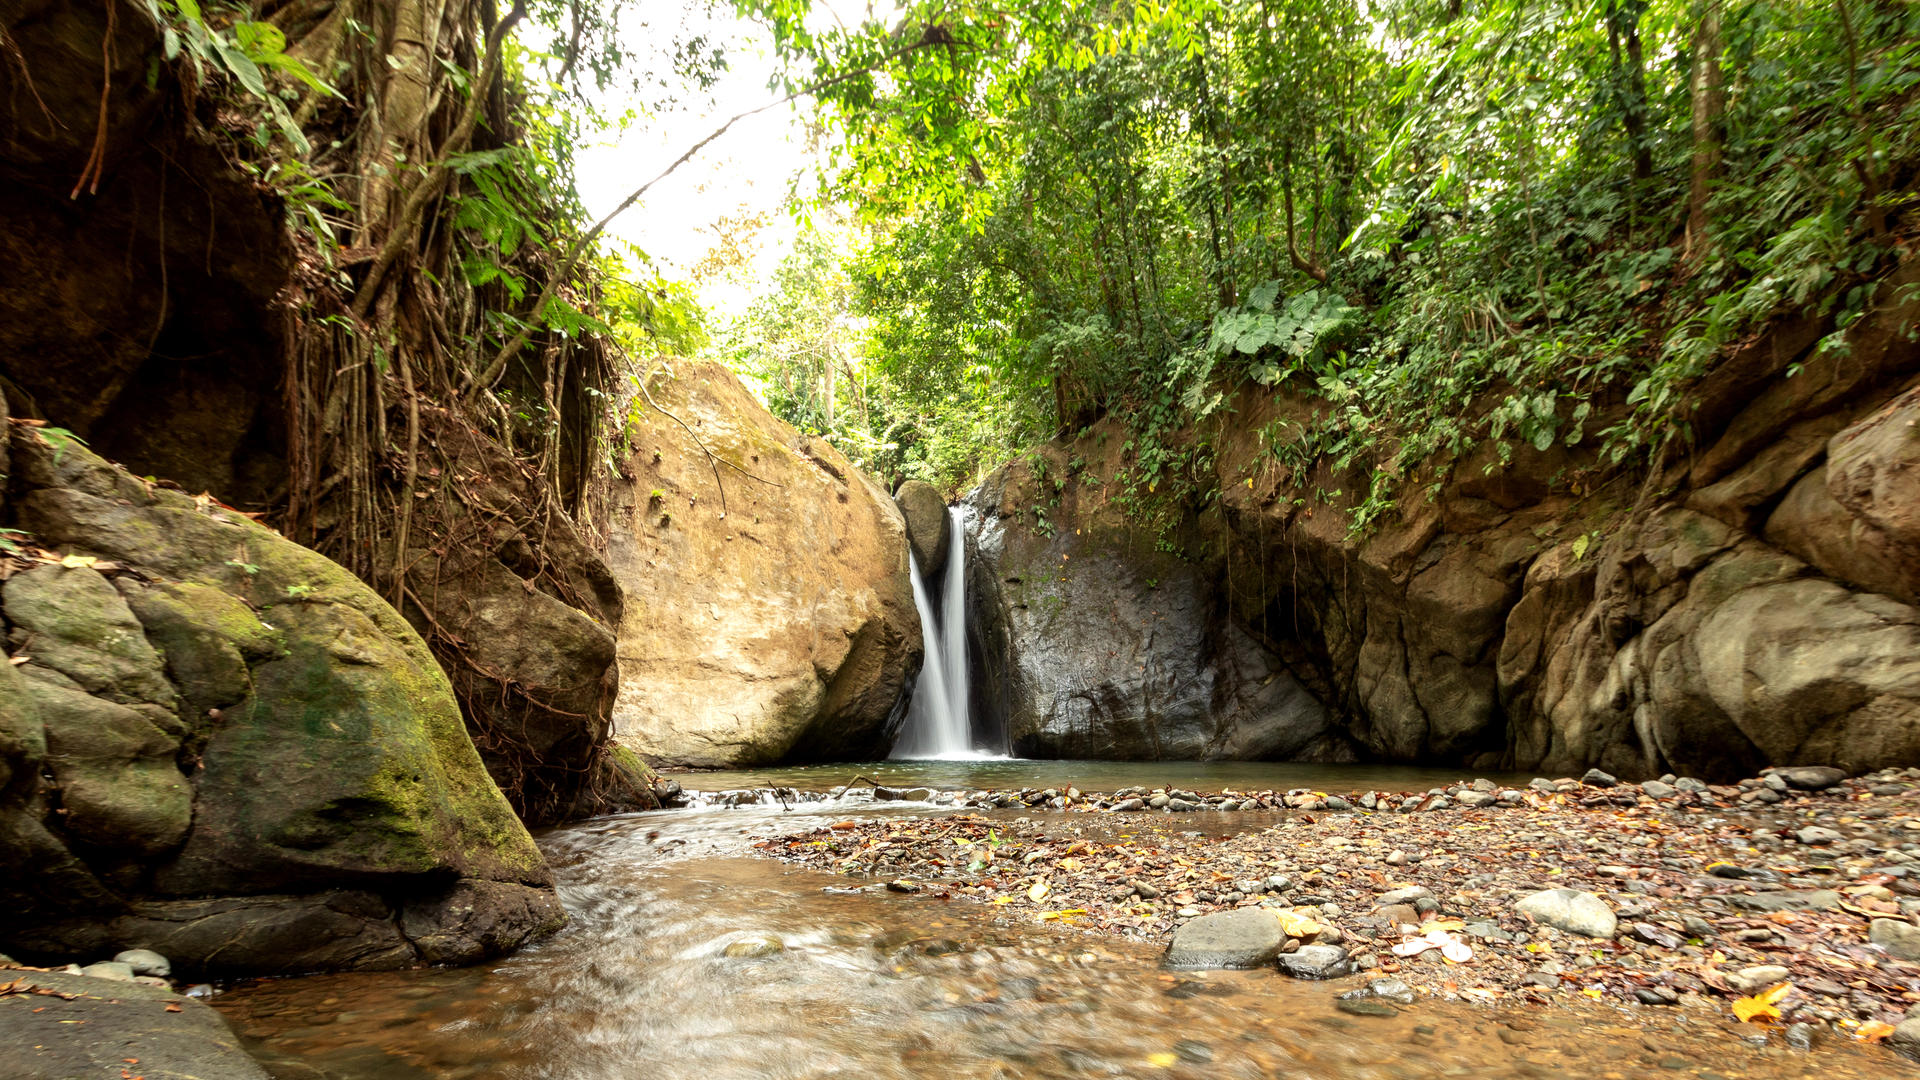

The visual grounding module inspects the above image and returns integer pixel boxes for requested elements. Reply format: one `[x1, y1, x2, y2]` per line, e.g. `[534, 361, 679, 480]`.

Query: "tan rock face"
[608, 362, 920, 767]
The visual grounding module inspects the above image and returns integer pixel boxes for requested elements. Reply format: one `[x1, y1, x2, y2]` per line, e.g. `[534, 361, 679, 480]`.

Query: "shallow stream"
[217, 801, 1900, 1080]
[672, 759, 1535, 795]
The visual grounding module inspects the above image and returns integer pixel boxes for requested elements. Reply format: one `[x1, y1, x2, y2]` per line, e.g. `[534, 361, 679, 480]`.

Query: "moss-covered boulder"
[0, 422, 561, 975]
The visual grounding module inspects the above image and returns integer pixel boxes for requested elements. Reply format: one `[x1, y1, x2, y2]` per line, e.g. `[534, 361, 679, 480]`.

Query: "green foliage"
[736, 0, 1919, 529]
[144, 1, 340, 155]
[35, 427, 86, 465]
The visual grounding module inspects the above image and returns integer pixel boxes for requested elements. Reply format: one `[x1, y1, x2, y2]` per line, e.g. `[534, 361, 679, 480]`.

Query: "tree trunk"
[1607, 0, 1654, 184]
[1686, 0, 1725, 256]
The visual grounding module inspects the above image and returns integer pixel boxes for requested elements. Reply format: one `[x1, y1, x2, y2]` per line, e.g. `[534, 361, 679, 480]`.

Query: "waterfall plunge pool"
[669, 758, 1536, 797]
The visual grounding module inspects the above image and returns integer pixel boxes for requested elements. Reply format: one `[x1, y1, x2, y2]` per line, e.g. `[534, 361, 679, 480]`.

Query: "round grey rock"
[1275, 944, 1350, 980]
[1771, 766, 1846, 791]
[1165, 908, 1286, 970]
[1726, 965, 1791, 995]
[114, 949, 170, 978]
[1870, 918, 1920, 961]
[79, 961, 135, 982]
[1514, 889, 1617, 938]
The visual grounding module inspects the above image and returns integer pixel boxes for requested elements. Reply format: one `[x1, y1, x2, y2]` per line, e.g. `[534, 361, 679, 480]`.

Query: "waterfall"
[891, 506, 979, 759]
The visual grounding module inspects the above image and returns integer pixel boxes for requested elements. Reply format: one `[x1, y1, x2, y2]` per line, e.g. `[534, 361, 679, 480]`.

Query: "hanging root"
[0, 24, 58, 135]
[69, 0, 115, 199]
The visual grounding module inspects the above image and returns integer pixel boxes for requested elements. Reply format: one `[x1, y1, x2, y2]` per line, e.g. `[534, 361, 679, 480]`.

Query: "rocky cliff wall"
[973, 262, 1920, 780]
[0, 1, 642, 824]
[965, 419, 1353, 762]
[606, 362, 921, 767]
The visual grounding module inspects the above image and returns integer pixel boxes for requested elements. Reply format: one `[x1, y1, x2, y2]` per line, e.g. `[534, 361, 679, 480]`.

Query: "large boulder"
[0, 423, 561, 975]
[967, 425, 1350, 762]
[895, 479, 951, 576]
[607, 362, 921, 767]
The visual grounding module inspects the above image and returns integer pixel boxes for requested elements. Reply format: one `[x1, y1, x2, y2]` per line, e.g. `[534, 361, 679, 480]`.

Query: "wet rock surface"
[894, 479, 951, 577]
[0, 968, 266, 1079]
[965, 430, 1352, 762]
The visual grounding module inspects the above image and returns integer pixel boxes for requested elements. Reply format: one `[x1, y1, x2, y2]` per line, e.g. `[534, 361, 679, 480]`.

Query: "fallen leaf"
[1146, 1053, 1178, 1067]
[1028, 880, 1051, 902]
[58, 554, 97, 569]
[1859, 1021, 1896, 1043]
[1731, 981, 1792, 1024]
[1273, 908, 1323, 938]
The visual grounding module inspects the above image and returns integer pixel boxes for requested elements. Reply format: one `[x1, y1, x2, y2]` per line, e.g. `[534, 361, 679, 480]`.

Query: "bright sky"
[569, 1, 864, 317]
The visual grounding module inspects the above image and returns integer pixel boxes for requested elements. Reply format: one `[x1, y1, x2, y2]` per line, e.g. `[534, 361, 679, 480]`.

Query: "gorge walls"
[968, 262, 1920, 780]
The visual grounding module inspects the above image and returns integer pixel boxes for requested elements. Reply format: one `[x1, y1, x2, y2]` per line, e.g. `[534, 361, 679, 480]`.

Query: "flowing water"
[892, 506, 981, 760]
[217, 802, 1897, 1080]
[673, 759, 1536, 795]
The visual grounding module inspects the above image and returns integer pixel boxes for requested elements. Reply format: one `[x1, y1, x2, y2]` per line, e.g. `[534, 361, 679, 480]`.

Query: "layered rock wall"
[975, 262, 1920, 779]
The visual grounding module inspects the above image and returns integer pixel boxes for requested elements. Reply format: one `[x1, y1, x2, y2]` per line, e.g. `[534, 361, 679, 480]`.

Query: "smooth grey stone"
[113, 949, 171, 978]
[1771, 766, 1846, 791]
[1725, 890, 1840, 913]
[1274, 944, 1350, 980]
[1514, 889, 1617, 938]
[1165, 909, 1285, 970]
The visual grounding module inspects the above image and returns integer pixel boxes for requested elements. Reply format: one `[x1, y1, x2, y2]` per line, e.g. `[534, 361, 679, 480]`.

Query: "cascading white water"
[891, 506, 979, 759]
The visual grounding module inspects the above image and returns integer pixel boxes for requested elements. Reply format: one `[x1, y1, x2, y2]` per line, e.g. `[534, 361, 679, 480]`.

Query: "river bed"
[209, 799, 1912, 1079]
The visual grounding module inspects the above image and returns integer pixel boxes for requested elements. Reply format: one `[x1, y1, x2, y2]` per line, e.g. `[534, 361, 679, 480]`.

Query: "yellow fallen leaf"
[58, 554, 97, 569]
[1581, 988, 1605, 999]
[1419, 919, 1466, 933]
[1731, 981, 1792, 1024]
[991, 896, 1015, 905]
[1028, 880, 1051, 903]
[1038, 909, 1088, 922]
[1859, 1021, 1896, 1043]
[1272, 908, 1323, 938]
[1146, 1053, 1178, 1068]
